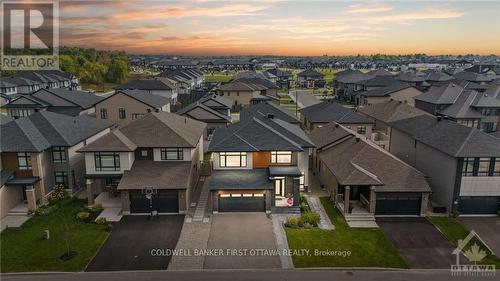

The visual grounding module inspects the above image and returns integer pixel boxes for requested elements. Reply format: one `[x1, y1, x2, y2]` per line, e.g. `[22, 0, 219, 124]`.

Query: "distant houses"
[297, 69, 325, 88]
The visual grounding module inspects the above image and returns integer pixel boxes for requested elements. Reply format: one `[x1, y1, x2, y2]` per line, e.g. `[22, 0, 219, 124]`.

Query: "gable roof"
[360, 76, 400, 87]
[366, 68, 394, 77]
[300, 100, 372, 124]
[1, 111, 112, 152]
[240, 102, 300, 124]
[360, 83, 413, 97]
[102, 90, 170, 108]
[176, 102, 231, 123]
[199, 95, 233, 109]
[77, 130, 137, 152]
[36, 88, 104, 109]
[208, 115, 314, 152]
[297, 69, 324, 78]
[115, 79, 174, 91]
[390, 115, 500, 157]
[359, 100, 429, 124]
[439, 90, 497, 119]
[414, 83, 465, 104]
[2, 94, 50, 109]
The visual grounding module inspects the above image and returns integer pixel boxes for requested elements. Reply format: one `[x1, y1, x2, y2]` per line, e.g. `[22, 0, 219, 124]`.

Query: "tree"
[59, 55, 76, 73]
[106, 58, 129, 83]
[78, 61, 106, 84]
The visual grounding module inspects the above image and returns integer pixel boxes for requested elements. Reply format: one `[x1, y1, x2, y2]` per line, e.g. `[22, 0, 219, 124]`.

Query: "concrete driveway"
[459, 217, 500, 256]
[86, 215, 184, 271]
[204, 213, 281, 269]
[377, 218, 464, 269]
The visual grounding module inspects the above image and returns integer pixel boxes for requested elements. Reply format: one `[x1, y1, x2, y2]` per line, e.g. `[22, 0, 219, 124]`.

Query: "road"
[2, 269, 497, 281]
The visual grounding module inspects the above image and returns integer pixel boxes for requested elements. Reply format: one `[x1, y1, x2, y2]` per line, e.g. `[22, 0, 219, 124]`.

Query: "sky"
[59, 1, 500, 56]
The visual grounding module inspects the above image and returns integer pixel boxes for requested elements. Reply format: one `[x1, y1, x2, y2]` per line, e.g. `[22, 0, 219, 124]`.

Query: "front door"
[350, 186, 360, 200]
[275, 178, 285, 197]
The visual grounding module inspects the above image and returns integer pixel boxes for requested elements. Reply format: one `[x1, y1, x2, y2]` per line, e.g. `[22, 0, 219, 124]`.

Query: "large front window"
[94, 152, 120, 171]
[271, 151, 292, 164]
[54, 172, 68, 187]
[161, 148, 184, 160]
[462, 157, 474, 176]
[17, 152, 32, 170]
[219, 152, 247, 167]
[477, 158, 491, 176]
[52, 146, 67, 163]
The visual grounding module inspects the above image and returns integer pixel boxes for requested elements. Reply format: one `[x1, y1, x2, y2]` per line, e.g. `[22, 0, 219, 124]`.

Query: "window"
[207, 128, 216, 140]
[271, 151, 292, 164]
[462, 157, 475, 176]
[357, 126, 366, 134]
[494, 158, 500, 176]
[54, 172, 68, 188]
[17, 152, 32, 170]
[118, 108, 126, 119]
[477, 158, 491, 176]
[131, 113, 144, 120]
[100, 108, 108, 119]
[94, 152, 120, 171]
[141, 150, 148, 157]
[219, 152, 247, 167]
[52, 146, 67, 163]
[160, 148, 184, 160]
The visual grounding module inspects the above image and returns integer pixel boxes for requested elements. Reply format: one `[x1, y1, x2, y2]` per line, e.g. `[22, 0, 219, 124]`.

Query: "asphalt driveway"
[459, 217, 500, 256]
[204, 213, 281, 269]
[86, 215, 184, 271]
[377, 218, 463, 269]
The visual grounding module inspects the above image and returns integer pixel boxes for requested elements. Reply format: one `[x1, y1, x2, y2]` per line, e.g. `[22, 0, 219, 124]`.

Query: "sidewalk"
[305, 171, 334, 230]
[271, 214, 298, 269]
[167, 222, 211, 270]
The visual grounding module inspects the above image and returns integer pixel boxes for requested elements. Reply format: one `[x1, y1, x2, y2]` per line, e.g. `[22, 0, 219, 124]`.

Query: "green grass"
[205, 74, 233, 83]
[429, 217, 500, 267]
[1, 199, 110, 272]
[285, 197, 407, 268]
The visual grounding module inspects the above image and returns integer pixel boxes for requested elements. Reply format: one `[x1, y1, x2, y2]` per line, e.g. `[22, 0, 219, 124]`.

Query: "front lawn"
[1, 199, 110, 272]
[285, 197, 407, 268]
[429, 217, 500, 267]
[205, 74, 233, 83]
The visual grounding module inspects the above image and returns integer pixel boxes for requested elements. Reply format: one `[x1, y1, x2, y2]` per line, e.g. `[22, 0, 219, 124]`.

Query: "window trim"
[52, 146, 67, 163]
[118, 108, 126, 119]
[100, 108, 108, 119]
[54, 171, 68, 188]
[477, 157, 491, 176]
[94, 152, 121, 171]
[462, 157, 475, 177]
[219, 152, 247, 167]
[160, 148, 184, 161]
[17, 152, 32, 170]
[357, 125, 367, 134]
[494, 158, 500, 176]
[270, 151, 292, 164]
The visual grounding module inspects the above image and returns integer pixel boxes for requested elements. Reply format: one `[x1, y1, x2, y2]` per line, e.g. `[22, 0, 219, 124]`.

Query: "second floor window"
[357, 126, 366, 135]
[219, 152, 246, 167]
[100, 108, 108, 119]
[17, 152, 32, 170]
[494, 159, 500, 176]
[52, 146, 67, 163]
[94, 152, 120, 171]
[161, 148, 183, 160]
[132, 113, 144, 120]
[119, 108, 126, 119]
[271, 151, 292, 164]
[477, 158, 491, 176]
[462, 157, 474, 177]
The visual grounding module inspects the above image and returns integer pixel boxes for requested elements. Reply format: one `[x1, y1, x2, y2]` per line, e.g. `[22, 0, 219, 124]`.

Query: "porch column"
[212, 192, 219, 213]
[265, 190, 272, 213]
[86, 179, 94, 205]
[121, 191, 130, 214]
[25, 185, 37, 212]
[369, 186, 376, 213]
[344, 186, 350, 214]
[420, 193, 429, 216]
[292, 177, 300, 207]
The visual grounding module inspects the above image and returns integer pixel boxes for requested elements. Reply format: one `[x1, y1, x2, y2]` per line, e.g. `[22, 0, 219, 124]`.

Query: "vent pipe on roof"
[267, 113, 274, 119]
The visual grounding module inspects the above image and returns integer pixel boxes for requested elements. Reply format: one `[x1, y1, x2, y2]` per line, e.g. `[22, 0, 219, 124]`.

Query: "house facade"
[297, 69, 326, 88]
[217, 77, 279, 111]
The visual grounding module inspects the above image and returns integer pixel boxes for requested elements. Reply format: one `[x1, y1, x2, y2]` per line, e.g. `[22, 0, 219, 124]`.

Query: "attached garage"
[129, 190, 179, 214]
[459, 196, 500, 215]
[218, 193, 265, 212]
[375, 193, 422, 216]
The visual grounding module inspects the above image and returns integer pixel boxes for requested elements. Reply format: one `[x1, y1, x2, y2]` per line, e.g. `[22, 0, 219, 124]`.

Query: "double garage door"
[459, 196, 500, 215]
[130, 190, 179, 214]
[376, 193, 422, 216]
[218, 193, 265, 212]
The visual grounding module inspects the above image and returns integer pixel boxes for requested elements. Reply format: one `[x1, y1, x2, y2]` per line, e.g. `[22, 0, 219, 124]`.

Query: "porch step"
[345, 216, 375, 221]
[7, 210, 29, 216]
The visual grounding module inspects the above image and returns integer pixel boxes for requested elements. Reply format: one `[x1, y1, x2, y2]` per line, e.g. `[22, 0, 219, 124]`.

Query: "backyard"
[1, 199, 110, 272]
[285, 197, 407, 268]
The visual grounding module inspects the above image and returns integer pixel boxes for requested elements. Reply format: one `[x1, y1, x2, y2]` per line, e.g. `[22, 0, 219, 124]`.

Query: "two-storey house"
[297, 69, 326, 88]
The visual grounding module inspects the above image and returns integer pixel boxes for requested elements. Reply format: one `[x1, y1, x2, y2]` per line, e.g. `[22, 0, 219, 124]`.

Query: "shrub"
[95, 217, 107, 225]
[299, 196, 311, 213]
[284, 217, 300, 228]
[34, 207, 46, 216]
[300, 211, 320, 227]
[88, 203, 103, 213]
[76, 211, 90, 222]
[48, 185, 69, 205]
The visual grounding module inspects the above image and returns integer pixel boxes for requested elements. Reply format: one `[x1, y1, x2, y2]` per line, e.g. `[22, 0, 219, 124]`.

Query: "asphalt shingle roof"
[112, 90, 170, 108]
[240, 102, 300, 124]
[300, 101, 372, 124]
[414, 83, 464, 104]
[359, 100, 429, 124]
[360, 83, 411, 97]
[116, 79, 174, 91]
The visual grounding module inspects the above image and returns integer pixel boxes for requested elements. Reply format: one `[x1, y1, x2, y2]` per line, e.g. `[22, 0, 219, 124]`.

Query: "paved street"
[459, 217, 500, 256]
[204, 213, 282, 269]
[2, 269, 497, 281]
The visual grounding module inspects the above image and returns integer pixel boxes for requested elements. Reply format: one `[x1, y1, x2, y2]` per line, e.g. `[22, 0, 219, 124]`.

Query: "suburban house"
[157, 68, 204, 90]
[366, 68, 394, 77]
[358, 100, 429, 150]
[415, 83, 500, 133]
[0, 111, 112, 218]
[2, 88, 103, 118]
[94, 90, 170, 127]
[0, 77, 42, 95]
[297, 69, 326, 88]
[263, 68, 294, 89]
[217, 77, 280, 110]
[78, 112, 206, 215]
[389, 115, 500, 215]
[10, 70, 79, 92]
[115, 78, 178, 105]
[396, 72, 429, 91]
[240, 102, 301, 125]
[309, 123, 431, 225]
[356, 83, 422, 106]
[299, 100, 374, 138]
[207, 115, 314, 213]
[334, 70, 371, 101]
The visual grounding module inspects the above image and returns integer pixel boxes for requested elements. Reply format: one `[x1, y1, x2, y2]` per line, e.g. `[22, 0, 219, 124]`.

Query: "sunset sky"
[59, 1, 500, 56]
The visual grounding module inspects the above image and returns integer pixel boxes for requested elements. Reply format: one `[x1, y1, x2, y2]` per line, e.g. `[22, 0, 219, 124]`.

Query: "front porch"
[335, 185, 378, 228]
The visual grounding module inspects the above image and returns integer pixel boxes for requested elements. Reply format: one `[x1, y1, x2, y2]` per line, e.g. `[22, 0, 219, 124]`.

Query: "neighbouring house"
[94, 89, 170, 127]
[240, 102, 301, 125]
[358, 100, 429, 150]
[216, 77, 280, 111]
[1, 88, 104, 118]
[0, 111, 112, 218]
[0, 80, 17, 96]
[207, 114, 314, 213]
[263, 68, 294, 89]
[297, 69, 326, 88]
[366, 68, 394, 77]
[157, 68, 204, 90]
[299, 100, 374, 138]
[396, 71, 429, 91]
[78, 112, 206, 215]
[334, 70, 371, 101]
[115, 78, 178, 105]
[309, 123, 431, 224]
[12, 70, 79, 91]
[356, 83, 422, 106]
[389, 115, 500, 215]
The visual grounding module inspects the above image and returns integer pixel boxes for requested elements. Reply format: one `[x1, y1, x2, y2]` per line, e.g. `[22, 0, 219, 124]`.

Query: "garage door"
[219, 193, 265, 212]
[459, 197, 499, 215]
[130, 191, 179, 214]
[376, 193, 422, 216]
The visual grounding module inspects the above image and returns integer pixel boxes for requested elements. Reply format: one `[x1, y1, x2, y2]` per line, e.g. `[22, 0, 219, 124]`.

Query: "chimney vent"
[267, 113, 274, 119]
